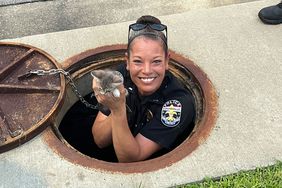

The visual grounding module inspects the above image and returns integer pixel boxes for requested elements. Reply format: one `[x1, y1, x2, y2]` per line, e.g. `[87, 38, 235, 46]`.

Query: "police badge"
[161, 100, 182, 127]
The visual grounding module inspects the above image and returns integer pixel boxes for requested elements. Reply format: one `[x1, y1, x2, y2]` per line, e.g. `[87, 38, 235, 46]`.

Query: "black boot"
[258, 1, 282, 24]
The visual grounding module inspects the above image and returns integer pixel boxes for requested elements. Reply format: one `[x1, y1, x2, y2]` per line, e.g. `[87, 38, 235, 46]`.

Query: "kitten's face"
[91, 70, 123, 93]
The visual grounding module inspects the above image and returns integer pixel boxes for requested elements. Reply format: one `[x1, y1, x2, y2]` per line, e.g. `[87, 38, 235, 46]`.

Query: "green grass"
[178, 161, 282, 188]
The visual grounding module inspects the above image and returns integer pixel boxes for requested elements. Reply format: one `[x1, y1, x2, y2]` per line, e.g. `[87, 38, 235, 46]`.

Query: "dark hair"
[136, 15, 162, 24]
[127, 15, 168, 57]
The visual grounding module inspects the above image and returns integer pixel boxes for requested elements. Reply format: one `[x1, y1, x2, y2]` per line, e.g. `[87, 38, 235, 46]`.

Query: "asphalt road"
[0, 0, 258, 40]
[0, 0, 48, 6]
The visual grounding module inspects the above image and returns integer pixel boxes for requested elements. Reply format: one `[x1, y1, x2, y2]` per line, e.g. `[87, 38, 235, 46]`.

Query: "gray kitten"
[91, 69, 124, 97]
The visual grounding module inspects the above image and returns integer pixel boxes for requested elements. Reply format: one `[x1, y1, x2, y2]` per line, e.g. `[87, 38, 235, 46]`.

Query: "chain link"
[29, 69, 98, 110]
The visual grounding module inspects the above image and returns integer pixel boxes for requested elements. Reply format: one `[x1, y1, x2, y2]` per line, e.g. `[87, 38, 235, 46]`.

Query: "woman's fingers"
[92, 78, 102, 97]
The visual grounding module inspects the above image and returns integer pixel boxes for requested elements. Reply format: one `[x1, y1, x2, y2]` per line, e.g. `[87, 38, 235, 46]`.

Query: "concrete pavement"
[0, 0, 282, 187]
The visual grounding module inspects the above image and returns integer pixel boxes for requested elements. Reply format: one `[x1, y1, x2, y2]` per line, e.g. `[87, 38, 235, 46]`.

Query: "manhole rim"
[43, 44, 218, 173]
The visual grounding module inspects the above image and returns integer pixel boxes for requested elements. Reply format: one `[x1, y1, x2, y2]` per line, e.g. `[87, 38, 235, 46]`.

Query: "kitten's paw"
[112, 88, 120, 98]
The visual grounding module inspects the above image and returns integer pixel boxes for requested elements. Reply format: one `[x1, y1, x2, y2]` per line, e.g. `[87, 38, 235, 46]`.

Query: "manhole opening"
[44, 45, 217, 173]
[58, 61, 200, 162]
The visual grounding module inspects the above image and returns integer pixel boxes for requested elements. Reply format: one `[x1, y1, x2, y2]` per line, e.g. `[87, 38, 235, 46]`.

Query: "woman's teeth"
[140, 77, 154, 83]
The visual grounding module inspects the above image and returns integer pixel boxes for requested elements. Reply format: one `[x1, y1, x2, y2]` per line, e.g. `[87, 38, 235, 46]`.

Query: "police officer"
[92, 15, 195, 162]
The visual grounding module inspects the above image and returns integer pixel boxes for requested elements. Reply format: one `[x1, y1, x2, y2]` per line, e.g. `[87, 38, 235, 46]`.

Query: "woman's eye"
[153, 60, 162, 64]
[133, 60, 142, 64]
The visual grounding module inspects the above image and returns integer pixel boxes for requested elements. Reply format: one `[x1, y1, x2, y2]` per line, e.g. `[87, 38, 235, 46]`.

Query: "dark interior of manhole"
[59, 94, 120, 162]
[59, 76, 198, 162]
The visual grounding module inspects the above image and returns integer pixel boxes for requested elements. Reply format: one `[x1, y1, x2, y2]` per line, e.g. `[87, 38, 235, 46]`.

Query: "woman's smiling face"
[126, 37, 169, 96]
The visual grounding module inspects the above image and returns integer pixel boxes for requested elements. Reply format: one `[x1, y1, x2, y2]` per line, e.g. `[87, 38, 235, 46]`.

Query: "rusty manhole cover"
[0, 42, 65, 153]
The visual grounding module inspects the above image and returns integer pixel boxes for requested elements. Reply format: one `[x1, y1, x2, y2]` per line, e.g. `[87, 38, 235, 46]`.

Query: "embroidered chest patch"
[161, 100, 182, 127]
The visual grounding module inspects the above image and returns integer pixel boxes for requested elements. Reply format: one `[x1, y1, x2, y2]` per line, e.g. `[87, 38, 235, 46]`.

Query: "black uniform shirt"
[100, 64, 195, 150]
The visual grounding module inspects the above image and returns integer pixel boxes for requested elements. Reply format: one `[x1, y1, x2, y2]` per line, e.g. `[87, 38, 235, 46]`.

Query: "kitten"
[91, 69, 124, 97]
[91, 69, 131, 112]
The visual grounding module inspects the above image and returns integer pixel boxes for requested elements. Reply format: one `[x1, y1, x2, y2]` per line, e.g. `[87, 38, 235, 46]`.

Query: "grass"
[178, 161, 282, 188]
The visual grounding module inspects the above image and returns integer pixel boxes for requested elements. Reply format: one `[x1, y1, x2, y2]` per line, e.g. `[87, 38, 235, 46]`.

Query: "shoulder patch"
[161, 100, 182, 127]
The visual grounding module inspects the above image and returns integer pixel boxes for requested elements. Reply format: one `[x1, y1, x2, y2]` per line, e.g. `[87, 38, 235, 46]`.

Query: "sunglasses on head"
[129, 23, 167, 32]
[128, 23, 168, 44]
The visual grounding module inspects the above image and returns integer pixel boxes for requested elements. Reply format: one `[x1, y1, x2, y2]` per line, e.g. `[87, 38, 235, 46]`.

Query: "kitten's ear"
[91, 70, 105, 79]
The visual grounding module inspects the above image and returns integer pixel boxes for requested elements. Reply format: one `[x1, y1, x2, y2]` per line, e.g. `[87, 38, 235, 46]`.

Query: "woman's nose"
[143, 62, 152, 74]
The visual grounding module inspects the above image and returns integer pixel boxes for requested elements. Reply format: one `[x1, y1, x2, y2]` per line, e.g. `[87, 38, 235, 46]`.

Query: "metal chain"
[29, 69, 98, 110]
